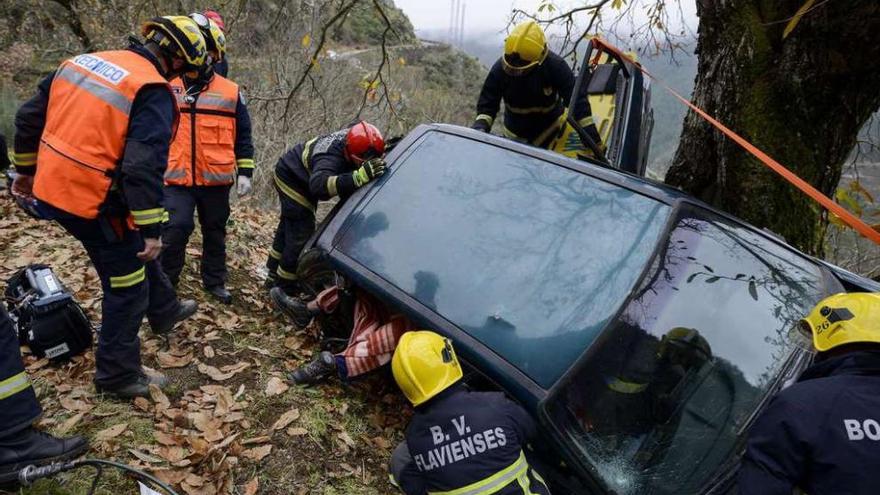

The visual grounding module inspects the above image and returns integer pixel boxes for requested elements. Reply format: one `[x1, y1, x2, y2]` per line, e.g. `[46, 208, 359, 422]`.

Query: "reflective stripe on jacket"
[33, 50, 174, 219]
[166, 75, 239, 186]
[399, 385, 551, 495]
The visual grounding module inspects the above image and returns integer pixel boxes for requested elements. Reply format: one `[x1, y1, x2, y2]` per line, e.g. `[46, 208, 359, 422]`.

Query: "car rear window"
[545, 206, 828, 494]
[335, 132, 669, 387]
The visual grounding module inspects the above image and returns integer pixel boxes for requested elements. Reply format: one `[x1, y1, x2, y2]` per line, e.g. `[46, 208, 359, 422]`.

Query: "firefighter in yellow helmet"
[9, 16, 206, 400]
[739, 293, 880, 494]
[472, 20, 601, 159]
[160, 13, 255, 304]
[388, 331, 551, 494]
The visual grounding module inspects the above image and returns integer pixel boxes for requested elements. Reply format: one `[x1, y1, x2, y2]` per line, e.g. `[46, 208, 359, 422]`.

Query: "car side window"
[546, 206, 828, 494]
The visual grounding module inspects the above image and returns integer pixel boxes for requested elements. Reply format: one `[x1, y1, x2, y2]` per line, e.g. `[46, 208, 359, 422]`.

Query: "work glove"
[471, 119, 491, 133]
[352, 158, 387, 188]
[237, 175, 252, 196]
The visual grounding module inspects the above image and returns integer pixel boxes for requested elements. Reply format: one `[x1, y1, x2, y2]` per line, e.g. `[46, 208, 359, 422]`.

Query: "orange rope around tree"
[589, 36, 880, 246]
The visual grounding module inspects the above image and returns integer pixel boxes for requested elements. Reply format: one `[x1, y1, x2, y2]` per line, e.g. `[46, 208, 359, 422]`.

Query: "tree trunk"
[665, 0, 880, 255]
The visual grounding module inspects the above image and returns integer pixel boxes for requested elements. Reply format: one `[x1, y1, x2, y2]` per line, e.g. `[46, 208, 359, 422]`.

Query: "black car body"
[302, 124, 880, 494]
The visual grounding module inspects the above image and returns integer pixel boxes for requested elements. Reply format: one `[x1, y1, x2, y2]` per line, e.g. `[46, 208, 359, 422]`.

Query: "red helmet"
[203, 9, 225, 31]
[345, 121, 385, 164]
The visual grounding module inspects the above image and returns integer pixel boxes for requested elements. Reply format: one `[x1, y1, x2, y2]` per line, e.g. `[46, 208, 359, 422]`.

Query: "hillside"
[332, 0, 417, 46]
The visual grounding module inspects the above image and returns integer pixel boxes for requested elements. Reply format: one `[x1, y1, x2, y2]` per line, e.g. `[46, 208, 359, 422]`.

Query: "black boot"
[205, 286, 232, 305]
[95, 373, 168, 400]
[0, 428, 88, 485]
[270, 288, 316, 327]
[151, 299, 198, 335]
[288, 351, 337, 385]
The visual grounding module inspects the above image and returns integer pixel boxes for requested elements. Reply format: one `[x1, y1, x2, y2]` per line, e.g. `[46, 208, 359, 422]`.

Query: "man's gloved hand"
[471, 119, 491, 133]
[237, 175, 252, 196]
[353, 158, 387, 188]
[137, 237, 163, 262]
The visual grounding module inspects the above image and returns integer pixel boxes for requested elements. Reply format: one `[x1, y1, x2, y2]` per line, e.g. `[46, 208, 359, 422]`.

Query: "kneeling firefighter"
[739, 293, 880, 494]
[10, 16, 204, 399]
[389, 331, 551, 494]
[160, 12, 255, 304]
[471, 20, 601, 160]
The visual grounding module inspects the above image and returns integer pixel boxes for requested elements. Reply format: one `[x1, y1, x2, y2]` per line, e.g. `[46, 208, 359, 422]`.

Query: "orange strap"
[590, 37, 880, 246]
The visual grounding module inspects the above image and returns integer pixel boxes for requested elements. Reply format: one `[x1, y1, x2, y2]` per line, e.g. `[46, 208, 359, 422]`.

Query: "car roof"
[425, 123, 695, 205]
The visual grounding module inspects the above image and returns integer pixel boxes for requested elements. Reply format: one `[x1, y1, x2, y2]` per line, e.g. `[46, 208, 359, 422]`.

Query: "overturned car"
[298, 124, 880, 494]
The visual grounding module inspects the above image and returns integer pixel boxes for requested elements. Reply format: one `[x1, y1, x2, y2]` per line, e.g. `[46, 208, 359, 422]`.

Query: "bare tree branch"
[282, 0, 362, 120]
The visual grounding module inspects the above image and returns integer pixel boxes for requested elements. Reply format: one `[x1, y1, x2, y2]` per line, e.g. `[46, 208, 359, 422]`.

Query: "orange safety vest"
[33, 50, 176, 219]
[165, 75, 239, 186]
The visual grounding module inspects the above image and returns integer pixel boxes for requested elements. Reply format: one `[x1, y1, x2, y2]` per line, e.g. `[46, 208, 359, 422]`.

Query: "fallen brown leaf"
[158, 351, 194, 368]
[158, 445, 189, 463]
[203, 345, 215, 358]
[241, 445, 272, 461]
[191, 412, 224, 443]
[198, 362, 250, 381]
[286, 427, 308, 437]
[241, 436, 271, 445]
[271, 408, 300, 431]
[95, 423, 128, 442]
[184, 473, 206, 487]
[149, 384, 171, 411]
[129, 449, 165, 464]
[337, 431, 356, 449]
[154, 431, 178, 446]
[59, 397, 93, 413]
[133, 397, 152, 412]
[152, 469, 189, 486]
[58, 413, 85, 435]
[243, 477, 259, 495]
[264, 377, 288, 397]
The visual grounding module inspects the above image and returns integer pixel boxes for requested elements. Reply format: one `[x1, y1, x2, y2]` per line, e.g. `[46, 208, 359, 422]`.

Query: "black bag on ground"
[4, 264, 93, 361]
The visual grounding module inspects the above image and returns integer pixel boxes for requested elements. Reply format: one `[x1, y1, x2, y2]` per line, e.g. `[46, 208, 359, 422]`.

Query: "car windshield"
[335, 132, 670, 387]
[545, 206, 828, 494]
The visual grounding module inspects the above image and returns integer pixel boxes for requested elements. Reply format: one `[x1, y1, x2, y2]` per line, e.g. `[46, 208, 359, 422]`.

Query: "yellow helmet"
[392, 331, 463, 406]
[503, 20, 548, 76]
[141, 16, 208, 70]
[799, 293, 880, 352]
[190, 13, 227, 62]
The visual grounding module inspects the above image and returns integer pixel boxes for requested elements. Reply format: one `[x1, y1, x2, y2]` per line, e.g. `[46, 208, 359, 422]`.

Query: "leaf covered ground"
[0, 193, 408, 495]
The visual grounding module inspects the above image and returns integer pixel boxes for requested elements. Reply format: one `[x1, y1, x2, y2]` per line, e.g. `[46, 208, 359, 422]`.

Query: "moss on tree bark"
[665, 0, 880, 255]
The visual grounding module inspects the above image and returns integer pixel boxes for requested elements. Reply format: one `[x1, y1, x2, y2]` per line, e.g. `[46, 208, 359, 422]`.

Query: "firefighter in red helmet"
[267, 122, 386, 303]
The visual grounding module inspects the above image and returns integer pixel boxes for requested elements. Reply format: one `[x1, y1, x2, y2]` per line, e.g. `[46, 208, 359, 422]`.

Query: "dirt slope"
[0, 192, 407, 495]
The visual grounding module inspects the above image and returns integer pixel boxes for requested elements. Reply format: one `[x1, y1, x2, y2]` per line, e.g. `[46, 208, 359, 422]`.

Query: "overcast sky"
[393, 0, 698, 38]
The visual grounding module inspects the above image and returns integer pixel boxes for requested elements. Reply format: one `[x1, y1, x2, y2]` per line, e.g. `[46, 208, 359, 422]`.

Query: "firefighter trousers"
[0, 306, 42, 439]
[161, 185, 232, 288]
[266, 194, 315, 295]
[54, 212, 180, 387]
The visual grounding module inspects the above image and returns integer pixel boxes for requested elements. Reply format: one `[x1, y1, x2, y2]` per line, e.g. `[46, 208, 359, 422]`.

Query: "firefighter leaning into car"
[739, 293, 880, 495]
[265, 121, 386, 296]
[0, 305, 88, 487]
[389, 331, 551, 495]
[471, 20, 602, 160]
[9, 16, 204, 400]
[160, 13, 254, 305]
